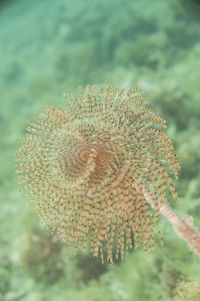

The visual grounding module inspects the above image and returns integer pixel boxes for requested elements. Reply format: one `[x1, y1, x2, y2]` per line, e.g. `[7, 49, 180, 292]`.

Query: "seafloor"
[0, 0, 200, 300]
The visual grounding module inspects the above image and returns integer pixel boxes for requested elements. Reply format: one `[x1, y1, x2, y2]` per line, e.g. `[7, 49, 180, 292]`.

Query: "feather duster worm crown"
[16, 85, 180, 263]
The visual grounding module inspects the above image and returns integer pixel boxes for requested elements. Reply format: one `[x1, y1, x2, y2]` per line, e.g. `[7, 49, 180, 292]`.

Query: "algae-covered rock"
[21, 227, 64, 285]
[174, 277, 200, 301]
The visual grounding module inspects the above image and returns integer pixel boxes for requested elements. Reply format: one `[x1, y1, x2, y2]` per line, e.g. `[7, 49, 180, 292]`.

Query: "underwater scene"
[0, 0, 200, 300]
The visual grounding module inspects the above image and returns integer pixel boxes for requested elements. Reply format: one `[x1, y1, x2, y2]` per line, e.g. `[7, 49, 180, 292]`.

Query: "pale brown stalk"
[143, 187, 200, 255]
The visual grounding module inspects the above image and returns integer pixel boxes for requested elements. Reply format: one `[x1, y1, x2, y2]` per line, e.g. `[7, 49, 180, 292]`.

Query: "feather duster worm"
[16, 85, 181, 263]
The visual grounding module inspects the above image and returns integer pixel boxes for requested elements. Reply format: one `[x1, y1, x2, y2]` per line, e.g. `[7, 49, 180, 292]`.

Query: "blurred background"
[0, 0, 200, 300]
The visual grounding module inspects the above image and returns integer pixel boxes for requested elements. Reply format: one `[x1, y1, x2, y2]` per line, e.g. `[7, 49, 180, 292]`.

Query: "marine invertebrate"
[16, 85, 200, 263]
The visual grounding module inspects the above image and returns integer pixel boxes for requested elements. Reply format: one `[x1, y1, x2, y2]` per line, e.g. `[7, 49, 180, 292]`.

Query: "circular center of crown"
[50, 129, 121, 188]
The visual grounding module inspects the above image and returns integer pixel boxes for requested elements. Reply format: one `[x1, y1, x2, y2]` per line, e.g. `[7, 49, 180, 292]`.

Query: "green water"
[0, 0, 200, 300]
